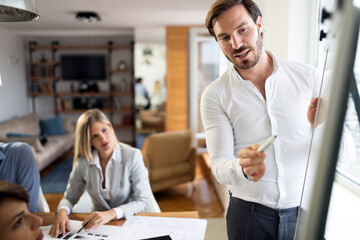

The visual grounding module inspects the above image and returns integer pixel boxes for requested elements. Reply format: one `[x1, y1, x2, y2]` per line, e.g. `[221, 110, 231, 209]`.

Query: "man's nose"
[30, 213, 43, 230]
[230, 35, 243, 49]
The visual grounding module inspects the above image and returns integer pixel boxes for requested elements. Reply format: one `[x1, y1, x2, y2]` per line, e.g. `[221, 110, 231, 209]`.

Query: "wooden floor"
[42, 155, 224, 218]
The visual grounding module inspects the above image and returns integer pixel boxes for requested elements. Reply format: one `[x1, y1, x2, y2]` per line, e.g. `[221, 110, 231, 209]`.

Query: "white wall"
[261, 0, 289, 59]
[259, 0, 317, 64]
[288, 0, 318, 64]
[134, 27, 166, 45]
[0, 27, 30, 122]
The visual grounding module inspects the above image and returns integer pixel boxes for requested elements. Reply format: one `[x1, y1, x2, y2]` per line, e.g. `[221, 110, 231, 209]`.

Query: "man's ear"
[256, 16, 262, 33]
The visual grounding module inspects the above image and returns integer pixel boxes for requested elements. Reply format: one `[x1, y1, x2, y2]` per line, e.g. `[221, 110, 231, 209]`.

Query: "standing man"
[135, 77, 151, 110]
[201, 0, 327, 239]
[0, 142, 40, 212]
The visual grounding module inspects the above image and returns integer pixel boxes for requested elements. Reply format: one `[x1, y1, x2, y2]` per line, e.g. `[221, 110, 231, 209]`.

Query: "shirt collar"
[92, 143, 121, 167]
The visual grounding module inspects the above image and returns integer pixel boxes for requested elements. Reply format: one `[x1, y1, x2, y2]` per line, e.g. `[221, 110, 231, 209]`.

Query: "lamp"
[0, 0, 39, 22]
[76, 11, 101, 23]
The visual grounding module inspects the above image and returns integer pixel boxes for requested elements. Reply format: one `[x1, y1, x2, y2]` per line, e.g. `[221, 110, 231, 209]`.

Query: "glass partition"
[296, 0, 360, 239]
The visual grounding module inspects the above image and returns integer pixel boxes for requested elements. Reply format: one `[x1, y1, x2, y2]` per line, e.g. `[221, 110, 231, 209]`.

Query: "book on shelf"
[45, 67, 54, 77]
[45, 83, 53, 93]
[31, 66, 38, 77]
[37, 83, 45, 93]
[56, 97, 64, 111]
[63, 99, 72, 110]
[113, 97, 121, 108]
[31, 83, 38, 93]
[39, 66, 46, 77]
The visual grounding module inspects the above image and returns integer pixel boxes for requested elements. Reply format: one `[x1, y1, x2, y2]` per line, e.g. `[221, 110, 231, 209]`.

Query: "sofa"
[141, 130, 196, 192]
[0, 113, 75, 171]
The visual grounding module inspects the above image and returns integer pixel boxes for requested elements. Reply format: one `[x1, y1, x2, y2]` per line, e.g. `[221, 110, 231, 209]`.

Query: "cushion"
[6, 132, 38, 138]
[62, 118, 75, 134]
[0, 137, 44, 152]
[40, 116, 66, 136]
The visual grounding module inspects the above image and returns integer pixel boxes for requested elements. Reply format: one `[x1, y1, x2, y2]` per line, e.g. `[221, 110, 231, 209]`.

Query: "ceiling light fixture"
[0, 0, 40, 22]
[76, 11, 101, 23]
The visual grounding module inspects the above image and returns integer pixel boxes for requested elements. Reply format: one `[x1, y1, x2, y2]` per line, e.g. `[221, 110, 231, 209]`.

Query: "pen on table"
[76, 222, 89, 234]
[257, 135, 277, 152]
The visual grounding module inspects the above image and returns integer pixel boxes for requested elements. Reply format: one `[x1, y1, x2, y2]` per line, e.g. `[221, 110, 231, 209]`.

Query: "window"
[298, 0, 360, 239]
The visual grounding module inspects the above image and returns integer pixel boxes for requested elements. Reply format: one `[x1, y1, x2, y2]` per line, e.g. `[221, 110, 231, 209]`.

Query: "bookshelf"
[27, 40, 136, 146]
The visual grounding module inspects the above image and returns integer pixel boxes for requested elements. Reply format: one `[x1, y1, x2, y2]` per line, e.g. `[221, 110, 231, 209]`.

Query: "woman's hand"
[49, 208, 70, 238]
[82, 209, 117, 230]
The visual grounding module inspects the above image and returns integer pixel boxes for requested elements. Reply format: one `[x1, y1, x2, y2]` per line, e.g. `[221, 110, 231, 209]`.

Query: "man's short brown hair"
[0, 180, 29, 205]
[205, 0, 262, 39]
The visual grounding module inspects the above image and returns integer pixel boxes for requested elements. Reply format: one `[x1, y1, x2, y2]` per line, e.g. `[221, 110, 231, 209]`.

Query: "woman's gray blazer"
[58, 143, 151, 219]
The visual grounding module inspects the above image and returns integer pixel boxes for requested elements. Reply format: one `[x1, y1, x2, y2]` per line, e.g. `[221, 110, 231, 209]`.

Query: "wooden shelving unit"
[54, 91, 134, 97]
[28, 45, 133, 51]
[108, 69, 134, 74]
[27, 40, 136, 146]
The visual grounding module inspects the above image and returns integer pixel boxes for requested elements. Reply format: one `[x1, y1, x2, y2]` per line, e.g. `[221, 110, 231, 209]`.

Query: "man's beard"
[227, 34, 263, 70]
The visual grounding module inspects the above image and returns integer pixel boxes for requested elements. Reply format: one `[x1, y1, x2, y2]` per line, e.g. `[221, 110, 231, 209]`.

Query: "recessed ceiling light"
[75, 11, 100, 23]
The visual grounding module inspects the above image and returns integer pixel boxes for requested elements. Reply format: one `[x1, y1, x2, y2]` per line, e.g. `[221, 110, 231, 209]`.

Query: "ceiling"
[0, 0, 215, 35]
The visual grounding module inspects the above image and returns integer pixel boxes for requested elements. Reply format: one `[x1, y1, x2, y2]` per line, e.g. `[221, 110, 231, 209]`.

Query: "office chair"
[36, 186, 50, 212]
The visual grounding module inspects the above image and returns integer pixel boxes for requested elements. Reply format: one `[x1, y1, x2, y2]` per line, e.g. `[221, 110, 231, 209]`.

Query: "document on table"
[40, 220, 124, 240]
[123, 216, 207, 240]
[40, 216, 207, 240]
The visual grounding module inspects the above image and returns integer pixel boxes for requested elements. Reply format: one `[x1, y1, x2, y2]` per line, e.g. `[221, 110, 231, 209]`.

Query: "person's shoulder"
[1, 142, 36, 167]
[5, 142, 33, 154]
[117, 142, 140, 156]
[115, 143, 142, 167]
[75, 156, 92, 168]
[278, 57, 318, 72]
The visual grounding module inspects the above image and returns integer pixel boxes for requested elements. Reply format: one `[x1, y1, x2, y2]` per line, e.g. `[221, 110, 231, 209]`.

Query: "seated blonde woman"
[50, 109, 152, 237]
[0, 180, 43, 240]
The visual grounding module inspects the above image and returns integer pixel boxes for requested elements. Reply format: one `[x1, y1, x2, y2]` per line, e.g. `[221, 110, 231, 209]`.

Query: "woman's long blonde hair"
[73, 109, 119, 164]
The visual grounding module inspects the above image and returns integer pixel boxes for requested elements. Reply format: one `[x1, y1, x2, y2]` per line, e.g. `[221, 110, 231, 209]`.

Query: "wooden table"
[36, 211, 199, 227]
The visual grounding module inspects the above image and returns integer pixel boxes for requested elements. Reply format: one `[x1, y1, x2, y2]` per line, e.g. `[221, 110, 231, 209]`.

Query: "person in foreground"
[49, 109, 152, 237]
[201, 0, 353, 239]
[0, 142, 40, 212]
[0, 180, 43, 240]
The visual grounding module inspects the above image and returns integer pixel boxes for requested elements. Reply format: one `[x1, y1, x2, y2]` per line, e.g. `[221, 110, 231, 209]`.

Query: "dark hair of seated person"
[0, 180, 29, 204]
[0, 180, 43, 240]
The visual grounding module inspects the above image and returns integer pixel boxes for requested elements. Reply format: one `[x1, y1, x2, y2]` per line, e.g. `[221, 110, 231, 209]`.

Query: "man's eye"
[13, 218, 23, 229]
[240, 28, 247, 33]
[220, 36, 230, 42]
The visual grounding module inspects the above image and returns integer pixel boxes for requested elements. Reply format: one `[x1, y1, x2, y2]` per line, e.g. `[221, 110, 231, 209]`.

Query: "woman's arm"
[57, 159, 87, 212]
[115, 149, 150, 219]
[49, 159, 86, 237]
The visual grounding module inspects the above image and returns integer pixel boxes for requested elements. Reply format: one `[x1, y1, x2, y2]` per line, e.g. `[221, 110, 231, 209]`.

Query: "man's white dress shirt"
[201, 51, 324, 209]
